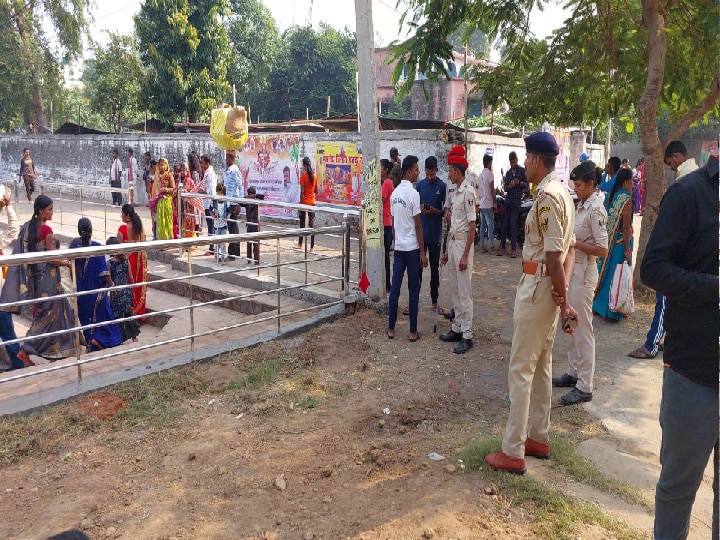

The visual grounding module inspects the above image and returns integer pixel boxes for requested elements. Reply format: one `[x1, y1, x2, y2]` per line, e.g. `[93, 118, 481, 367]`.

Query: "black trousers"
[384, 225, 393, 292]
[419, 242, 441, 305]
[227, 205, 240, 258]
[298, 211, 315, 248]
[111, 182, 123, 206]
[247, 223, 259, 262]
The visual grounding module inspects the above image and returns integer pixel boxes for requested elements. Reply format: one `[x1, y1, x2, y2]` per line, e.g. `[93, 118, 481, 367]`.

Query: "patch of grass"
[217, 358, 280, 393]
[460, 436, 647, 540]
[114, 367, 207, 429]
[295, 395, 318, 409]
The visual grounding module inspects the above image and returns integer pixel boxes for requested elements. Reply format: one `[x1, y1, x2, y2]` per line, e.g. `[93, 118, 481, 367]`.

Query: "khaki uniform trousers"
[565, 261, 598, 393]
[448, 237, 474, 339]
[502, 274, 560, 458]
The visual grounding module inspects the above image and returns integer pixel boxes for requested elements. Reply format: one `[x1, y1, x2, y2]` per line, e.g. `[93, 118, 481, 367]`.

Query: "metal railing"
[0, 224, 352, 386]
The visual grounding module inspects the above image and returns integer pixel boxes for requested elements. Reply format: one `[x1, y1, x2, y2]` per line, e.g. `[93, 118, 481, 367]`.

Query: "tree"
[1, 0, 91, 127]
[83, 34, 144, 131]
[135, 0, 232, 125]
[254, 24, 358, 122]
[225, 0, 281, 111]
[390, 0, 719, 291]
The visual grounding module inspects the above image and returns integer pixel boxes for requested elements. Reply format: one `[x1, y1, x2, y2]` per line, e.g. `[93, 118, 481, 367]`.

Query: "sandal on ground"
[403, 306, 410, 315]
[497, 249, 507, 256]
[628, 346, 655, 359]
[386, 328, 395, 340]
[408, 332, 421, 342]
[510, 252, 517, 258]
[479, 248, 489, 254]
[432, 305, 446, 314]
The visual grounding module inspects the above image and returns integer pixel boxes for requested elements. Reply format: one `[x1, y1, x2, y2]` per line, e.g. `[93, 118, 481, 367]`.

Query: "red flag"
[358, 272, 370, 294]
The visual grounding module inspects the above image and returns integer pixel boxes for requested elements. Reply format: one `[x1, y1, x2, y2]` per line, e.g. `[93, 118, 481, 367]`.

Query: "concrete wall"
[0, 129, 604, 206]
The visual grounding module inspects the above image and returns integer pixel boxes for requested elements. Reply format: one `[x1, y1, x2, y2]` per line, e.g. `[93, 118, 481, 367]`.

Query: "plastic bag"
[609, 261, 634, 315]
[210, 104, 248, 150]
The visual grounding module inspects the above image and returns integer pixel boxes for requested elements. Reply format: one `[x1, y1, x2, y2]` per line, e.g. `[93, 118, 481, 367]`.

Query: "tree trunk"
[32, 74, 47, 128]
[633, 0, 667, 296]
[14, 9, 47, 128]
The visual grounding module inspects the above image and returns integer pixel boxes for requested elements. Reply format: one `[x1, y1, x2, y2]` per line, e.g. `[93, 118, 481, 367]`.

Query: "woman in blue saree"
[592, 168, 634, 322]
[0, 195, 77, 366]
[70, 218, 122, 351]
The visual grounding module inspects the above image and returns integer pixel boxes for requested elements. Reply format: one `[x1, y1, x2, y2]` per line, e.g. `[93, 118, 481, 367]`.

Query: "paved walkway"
[0, 192, 354, 415]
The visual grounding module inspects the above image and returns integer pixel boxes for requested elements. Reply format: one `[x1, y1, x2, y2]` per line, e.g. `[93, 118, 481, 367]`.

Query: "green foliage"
[0, 0, 91, 126]
[252, 23, 358, 122]
[225, 0, 281, 108]
[392, 0, 719, 130]
[83, 33, 144, 130]
[135, 0, 232, 125]
[382, 93, 411, 119]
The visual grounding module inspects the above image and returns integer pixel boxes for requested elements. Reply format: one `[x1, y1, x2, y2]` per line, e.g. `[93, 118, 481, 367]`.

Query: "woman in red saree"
[117, 203, 147, 320]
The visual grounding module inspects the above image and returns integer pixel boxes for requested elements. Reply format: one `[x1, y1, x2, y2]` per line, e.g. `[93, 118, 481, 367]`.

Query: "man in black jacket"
[640, 154, 719, 540]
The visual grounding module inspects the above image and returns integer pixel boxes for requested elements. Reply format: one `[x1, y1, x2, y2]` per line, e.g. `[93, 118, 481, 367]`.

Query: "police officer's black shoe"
[560, 387, 592, 405]
[453, 338, 473, 354]
[443, 309, 455, 321]
[439, 329, 462, 342]
[551, 373, 578, 387]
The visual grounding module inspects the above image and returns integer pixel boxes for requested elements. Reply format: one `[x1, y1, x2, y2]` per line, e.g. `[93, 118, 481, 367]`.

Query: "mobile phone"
[562, 315, 578, 331]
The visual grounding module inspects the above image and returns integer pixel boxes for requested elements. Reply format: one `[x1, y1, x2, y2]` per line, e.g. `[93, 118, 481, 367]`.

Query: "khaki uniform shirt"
[574, 191, 608, 264]
[523, 171, 575, 263]
[449, 179, 477, 235]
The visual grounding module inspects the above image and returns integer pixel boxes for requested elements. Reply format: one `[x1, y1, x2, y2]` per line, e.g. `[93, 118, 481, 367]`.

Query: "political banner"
[315, 142, 363, 206]
[237, 134, 301, 218]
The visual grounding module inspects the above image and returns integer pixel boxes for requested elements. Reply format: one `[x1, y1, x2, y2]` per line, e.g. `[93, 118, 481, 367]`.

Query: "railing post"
[177, 183, 184, 257]
[276, 237, 281, 333]
[343, 214, 351, 296]
[60, 185, 64, 227]
[69, 259, 83, 383]
[187, 245, 196, 359]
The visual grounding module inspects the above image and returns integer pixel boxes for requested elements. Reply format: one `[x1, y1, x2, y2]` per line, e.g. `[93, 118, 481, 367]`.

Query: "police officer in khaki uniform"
[553, 160, 608, 405]
[439, 145, 477, 354]
[486, 132, 578, 474]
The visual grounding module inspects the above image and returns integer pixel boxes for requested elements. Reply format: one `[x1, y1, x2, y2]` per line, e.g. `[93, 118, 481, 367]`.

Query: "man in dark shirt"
[498, 151, 528, 257]
[640, 155, 719, 540]
[415, 156, 447, 311]
[242, 187, 263, 265]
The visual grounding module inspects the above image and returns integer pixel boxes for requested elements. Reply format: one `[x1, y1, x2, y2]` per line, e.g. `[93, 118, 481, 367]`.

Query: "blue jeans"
[0, 311, 22, 369]
[384, 226, 393, 292]
[654, 367, 719, 540]
[478, 208, 494, 248]
[500, 204, 521, 252]
[419, 243, 440, 306]
[643, 291, 666, 355]
[388, 249, 421, 334]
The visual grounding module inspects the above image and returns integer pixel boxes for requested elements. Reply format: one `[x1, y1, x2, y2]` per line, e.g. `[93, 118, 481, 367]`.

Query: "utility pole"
[354, 0, 384, 300]
[463, 43, 468, 149]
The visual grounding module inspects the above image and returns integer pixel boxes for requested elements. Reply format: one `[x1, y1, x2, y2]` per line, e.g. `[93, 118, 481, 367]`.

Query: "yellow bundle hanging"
[211, 104, 248, 150]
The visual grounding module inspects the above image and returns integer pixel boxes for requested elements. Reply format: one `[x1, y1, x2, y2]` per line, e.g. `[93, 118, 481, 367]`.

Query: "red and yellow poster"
[315, 142, 363, 206]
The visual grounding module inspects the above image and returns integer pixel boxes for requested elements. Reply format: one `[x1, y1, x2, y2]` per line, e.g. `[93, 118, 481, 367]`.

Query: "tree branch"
[663, 69, 720, 145]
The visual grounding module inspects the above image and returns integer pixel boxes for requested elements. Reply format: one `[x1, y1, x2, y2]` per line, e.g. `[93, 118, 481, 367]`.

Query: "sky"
[90, 0, 569, 58]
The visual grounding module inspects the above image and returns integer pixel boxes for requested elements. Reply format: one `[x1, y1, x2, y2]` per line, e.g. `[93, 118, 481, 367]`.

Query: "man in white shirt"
[387, 155, 428, 342]
[110, 148, 123, 206]
[201, 154, 218, 254]
[127, 148, 145, 206]
[224, 151, 244, 260]
[476, 154, 497, 253]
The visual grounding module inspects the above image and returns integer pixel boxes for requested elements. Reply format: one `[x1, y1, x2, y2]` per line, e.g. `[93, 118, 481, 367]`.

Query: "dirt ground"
[0, 249, 697, 540]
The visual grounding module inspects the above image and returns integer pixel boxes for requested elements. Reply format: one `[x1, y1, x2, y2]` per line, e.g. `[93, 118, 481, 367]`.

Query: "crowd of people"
[0, 195, 149, 369]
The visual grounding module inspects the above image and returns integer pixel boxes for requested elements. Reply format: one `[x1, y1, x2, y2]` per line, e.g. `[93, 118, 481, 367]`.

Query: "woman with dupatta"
[592, 168, 634, 322]
[117, 204, 147, 319]
[0, 195, 77, 366]
[153, 158, 175, 240]
[69, 218, 122, 351]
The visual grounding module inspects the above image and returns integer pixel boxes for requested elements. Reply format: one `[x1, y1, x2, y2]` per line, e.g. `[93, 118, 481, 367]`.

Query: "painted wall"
[0, 129, 604, 209]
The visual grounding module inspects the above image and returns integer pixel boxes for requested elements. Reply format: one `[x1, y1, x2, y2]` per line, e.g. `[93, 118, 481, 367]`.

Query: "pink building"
[374, 47, 495, 122]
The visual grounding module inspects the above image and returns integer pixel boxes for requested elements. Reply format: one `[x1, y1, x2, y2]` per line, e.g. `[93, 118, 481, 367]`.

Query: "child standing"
[243, 186, 262, 264]
[213, 184, 229, 264]
[105, 236, 140, 342]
